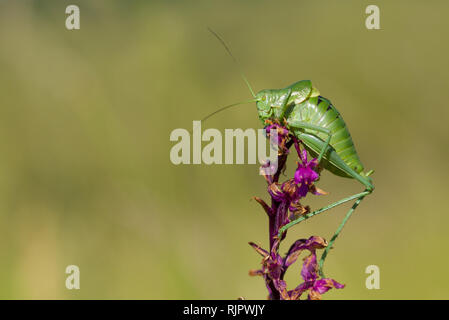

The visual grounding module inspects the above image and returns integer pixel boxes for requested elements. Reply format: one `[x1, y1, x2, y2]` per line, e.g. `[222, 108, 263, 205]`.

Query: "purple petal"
[297, 183, 309, 198]
[284, 236, 327, 268]
[289, 281, 313, 300]
[284, 239, 307, 267]
[249, 269, 264, 276]
[308, 168, 319, 182]
[312, 278, 345, 294]
[268, 183, 285, 202]
[248, 242, 269, 258]
[301, 254, 319, 282]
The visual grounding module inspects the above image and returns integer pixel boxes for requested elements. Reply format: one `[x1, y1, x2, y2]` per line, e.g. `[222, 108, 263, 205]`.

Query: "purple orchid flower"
[289, 256, 345, 300]
[249, 236, 343, 300]
[285, 236, 344, 300]
[293, 143, 320, 198]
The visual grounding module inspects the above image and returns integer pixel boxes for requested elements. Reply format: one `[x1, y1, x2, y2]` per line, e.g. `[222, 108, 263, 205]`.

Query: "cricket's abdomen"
[288, 96, 364, 174]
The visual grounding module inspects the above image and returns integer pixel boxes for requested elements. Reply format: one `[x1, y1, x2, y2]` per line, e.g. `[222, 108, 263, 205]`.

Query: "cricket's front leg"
[277, 88, 292, 121]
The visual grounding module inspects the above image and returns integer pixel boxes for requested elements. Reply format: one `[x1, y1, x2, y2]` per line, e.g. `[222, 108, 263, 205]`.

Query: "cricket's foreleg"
[318, 192, 370, 278]
[286, 119, 331, 164]
[277, 88, 292, 120]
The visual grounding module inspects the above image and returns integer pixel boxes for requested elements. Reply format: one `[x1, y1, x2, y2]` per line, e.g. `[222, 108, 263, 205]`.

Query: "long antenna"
[200, 99, 257, 124]
[208, 27, 256, 98]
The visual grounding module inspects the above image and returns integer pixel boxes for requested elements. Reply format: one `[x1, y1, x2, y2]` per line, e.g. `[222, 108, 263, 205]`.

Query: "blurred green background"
[0, 0, 448, 299]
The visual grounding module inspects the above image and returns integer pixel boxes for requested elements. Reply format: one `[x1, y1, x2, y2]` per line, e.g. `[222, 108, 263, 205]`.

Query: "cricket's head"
[255, 89, 291, 124]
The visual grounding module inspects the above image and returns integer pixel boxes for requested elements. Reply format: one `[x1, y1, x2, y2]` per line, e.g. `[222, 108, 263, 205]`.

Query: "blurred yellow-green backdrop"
[0, 0, 448, 299]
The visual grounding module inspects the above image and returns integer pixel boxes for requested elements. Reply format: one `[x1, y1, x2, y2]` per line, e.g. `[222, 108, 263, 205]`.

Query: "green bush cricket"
[204, 29, 374, 276]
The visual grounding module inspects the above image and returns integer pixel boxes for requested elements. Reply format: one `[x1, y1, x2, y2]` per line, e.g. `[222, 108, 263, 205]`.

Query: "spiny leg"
[286, 119, 332, 164]
[277, 190, 370, 239]
[318, 193, 368, 278]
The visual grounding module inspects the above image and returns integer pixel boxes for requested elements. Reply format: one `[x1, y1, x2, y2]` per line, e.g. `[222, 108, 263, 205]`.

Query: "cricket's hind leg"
[318, 191, 371, 277]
